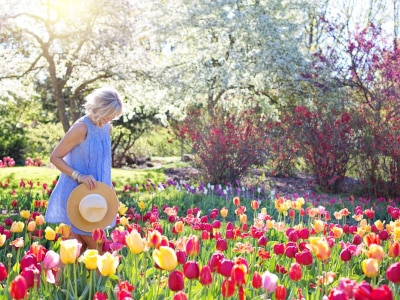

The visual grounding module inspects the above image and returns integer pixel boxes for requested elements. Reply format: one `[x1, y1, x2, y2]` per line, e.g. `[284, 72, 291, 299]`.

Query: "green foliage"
[0, 101, 27, 165]
[24, 122, 64, 162]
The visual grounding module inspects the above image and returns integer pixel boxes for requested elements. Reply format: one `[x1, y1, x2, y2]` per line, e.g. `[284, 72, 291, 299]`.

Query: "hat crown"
[79, 194, 107, 223]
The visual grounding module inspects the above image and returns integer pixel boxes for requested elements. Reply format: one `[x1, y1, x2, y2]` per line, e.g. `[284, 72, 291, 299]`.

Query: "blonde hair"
[84, 87, 123, 123]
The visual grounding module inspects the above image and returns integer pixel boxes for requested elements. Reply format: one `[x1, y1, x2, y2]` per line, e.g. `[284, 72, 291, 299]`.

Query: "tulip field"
[0, 169, 400, 299]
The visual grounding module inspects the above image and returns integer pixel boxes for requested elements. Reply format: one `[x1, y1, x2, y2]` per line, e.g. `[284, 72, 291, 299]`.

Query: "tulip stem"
[73, 263, 78, 299]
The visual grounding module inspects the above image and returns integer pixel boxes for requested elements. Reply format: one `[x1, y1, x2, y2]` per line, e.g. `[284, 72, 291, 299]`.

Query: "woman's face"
[97, 115, 116, 127]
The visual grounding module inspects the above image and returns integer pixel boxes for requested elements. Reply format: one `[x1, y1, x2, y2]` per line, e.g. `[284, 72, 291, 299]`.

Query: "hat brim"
[67, 182, 119, 233]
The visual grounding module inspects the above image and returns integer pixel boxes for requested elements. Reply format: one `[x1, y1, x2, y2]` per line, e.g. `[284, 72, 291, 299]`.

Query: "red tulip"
[327, 288, 349, 300]
[289, 262, 302, 281]
[21, 265, 41, 289]
[258, 236, 268, 247]
[216, 238, 227, 252]
[218, 258, 234, 277]
[221, 278, 235, 298]
[285, 245, 298, 258]
[238, 286, 245, 300]
[275, 285, 287, 300]
[9, 275, 27, 300]
[176, 249, 187, 265]
[371, 284, 393, 299]
[208, 253, 224, 272]
[225, 229, 235, 239]
[212, 220, 221, 229]
[298, 228, 309, 239]
[388, 241, 400, 258]
[185, 235, 200, 256]
[173, 291, 188, 300]
[231, 263, 247, 286]
[273, 243, 285, 255]
[386, 262, 400, 283]
[340, 248, 352, 262]
[252, 271, 262, 289]
[0, 262, 7, 281]
[199, 265, 212, 286]
[20, 254, 37, 270]
[352, 234, 362, 245]
[201, 230, 209, 240]
[183, 260, 200, 280]
[93, 292, 108, 300]
[168, 270, 184, 291]
[295, 250, 313, 266]
[92, 228, 105, 243]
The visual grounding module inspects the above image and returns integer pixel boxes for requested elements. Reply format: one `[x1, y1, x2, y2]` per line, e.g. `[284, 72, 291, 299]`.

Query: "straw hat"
[67, 182, 119, 232]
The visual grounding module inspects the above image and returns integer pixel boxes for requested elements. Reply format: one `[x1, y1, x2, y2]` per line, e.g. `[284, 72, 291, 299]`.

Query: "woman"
[45, 87, 124, 250]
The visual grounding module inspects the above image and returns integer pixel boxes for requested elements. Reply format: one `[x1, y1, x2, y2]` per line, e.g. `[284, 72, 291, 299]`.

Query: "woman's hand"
[78, 174, 97, 190]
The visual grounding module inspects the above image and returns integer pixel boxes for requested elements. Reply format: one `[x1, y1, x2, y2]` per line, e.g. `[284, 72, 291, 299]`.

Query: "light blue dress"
[45, 116, 115, 235]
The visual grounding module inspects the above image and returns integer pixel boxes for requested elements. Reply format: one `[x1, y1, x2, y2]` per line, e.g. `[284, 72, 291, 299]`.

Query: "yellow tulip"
[394, 227, 400, 240]
[138, 201, 146, 210]
[0, 234, 6, 247]
[119, 216, 129, 226]
[362, 258, 379, 277]
[45, 226, 56, 241]
[126, 230, 145, 254]
[10, 221, 24, 233]
[27, 221, 36, 232]
[97, 252, 119, 276]
[374, 220, 385, 231]
[313, 219, 325, 234]
[20, 210, 30, 219]
[60, 239, 81, 264]
[152, 246, 178, 271]
[79, 249, 99, 270]
[118, 203, 128, 216]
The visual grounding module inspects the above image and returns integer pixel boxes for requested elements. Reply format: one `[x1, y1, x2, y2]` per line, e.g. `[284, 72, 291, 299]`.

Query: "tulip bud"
[183, 260, 200, 280]
[289, 263, 302, 281]
[216, 238, 227, 252]
[0, 262, 7, 281]
[221, 278, 235, 298]
[173, 291, 188, 300]
[199, 265, 213, 286]
[386, 262, 400, 283]
[262, 271, 278, 293]
[340, 248, 352, 262]
[9, 275, 27, 300]
[168, 270, 184, 291]
[275, 285, 287, 300]
[218, 258, 234, 277]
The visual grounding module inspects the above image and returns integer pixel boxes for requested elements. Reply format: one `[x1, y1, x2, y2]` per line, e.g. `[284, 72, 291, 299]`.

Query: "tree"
[0, 0, 144, 132]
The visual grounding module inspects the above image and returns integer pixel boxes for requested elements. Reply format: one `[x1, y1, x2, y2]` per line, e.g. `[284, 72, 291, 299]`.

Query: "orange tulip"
[35, 215, 45, 226]
[174, 221, 184, 234]
[331, 227, 343, 239]
[306, 237, 331, 261]
[362, 258, 379, 277]
[365, 244, 385, 261]
[389, 241, 400, 258]
[220, 207, 228, 218]
[185, 235, 200, 256]
[27, 221, 36, 232]
[251, 200, 259, 210]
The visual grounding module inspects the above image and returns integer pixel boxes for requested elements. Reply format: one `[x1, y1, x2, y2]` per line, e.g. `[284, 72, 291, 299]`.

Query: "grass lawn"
[0, 157, 187, 190]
